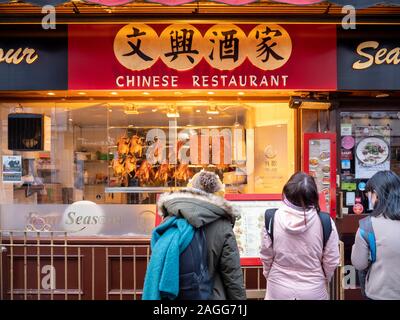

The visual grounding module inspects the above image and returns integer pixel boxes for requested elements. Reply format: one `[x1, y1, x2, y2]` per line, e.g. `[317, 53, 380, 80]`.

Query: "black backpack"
[264, 208, 333, 249]
[177, 227, 213, 300]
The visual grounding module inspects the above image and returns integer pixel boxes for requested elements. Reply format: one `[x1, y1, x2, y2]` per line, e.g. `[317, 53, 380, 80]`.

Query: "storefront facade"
[1, 4, 399, 299]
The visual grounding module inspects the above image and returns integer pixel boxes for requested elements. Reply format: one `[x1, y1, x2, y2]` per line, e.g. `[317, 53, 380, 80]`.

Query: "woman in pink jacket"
[260, 172, 340, 300]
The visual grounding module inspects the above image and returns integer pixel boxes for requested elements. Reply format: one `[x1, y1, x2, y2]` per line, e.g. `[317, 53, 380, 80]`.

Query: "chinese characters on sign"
[114, 24, 160, 71]
[113, 23, 292, 72]
[247, 24, 292, 71]
[203, 24, 247, 70]
[159, 24, 203, 71]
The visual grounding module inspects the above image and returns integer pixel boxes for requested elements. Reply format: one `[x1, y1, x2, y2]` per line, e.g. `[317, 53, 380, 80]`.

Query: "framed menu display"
[155, 193, 282, 266]
[225, 194, 282, 266]
[303, 133, 337, 219]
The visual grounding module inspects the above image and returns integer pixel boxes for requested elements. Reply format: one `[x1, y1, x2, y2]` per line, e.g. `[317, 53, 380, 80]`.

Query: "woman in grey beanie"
[158, 170, 246, 300]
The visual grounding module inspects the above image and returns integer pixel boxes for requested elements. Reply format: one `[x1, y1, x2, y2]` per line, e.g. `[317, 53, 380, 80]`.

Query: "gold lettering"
[375, 48, 387, 65]
[11, 48, 25, 64]
[5, 48, 19, 64]
[352, 41, 378, 70]
[353, 41, 400, 70]
[24, 48, 39, 64]
[385, 47, 400, 65]
[0, 47, 39, 65]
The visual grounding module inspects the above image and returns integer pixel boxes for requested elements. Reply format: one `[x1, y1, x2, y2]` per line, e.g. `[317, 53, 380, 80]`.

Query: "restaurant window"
[339, 111, 400, 215]
[0, 100, 294, 236]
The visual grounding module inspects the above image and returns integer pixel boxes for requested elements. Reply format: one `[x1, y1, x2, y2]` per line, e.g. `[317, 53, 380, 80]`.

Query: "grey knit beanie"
[189, 171, 224, 194]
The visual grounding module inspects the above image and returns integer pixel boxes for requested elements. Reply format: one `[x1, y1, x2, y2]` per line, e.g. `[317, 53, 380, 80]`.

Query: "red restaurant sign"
[68, 24, 336, 90]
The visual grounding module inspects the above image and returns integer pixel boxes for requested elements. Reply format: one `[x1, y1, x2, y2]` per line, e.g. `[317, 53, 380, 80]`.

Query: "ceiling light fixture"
[124, 105, 139, 115]
[78, 92, 86, 95]
[207, 91, 215, 95]
[376, 93, 390, 98]
[206, 106, 220, 115]
[110, 92, 118, 96]
[142, 92, 150, 95]
[47, 92, 55, 96]
[167, 106, 180, 118]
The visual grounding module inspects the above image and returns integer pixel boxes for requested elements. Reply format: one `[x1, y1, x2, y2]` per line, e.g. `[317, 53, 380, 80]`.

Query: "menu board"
[231, 200, 282, 261]
[308, 139, 331, 212]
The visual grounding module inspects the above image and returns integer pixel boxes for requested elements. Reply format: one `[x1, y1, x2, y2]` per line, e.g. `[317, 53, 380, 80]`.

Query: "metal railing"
[0, 231, 344, 300]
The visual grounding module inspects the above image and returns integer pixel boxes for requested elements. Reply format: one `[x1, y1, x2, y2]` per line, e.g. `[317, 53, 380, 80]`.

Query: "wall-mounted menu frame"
[225, 194, 282, 266]
[303, 133, 337, 219]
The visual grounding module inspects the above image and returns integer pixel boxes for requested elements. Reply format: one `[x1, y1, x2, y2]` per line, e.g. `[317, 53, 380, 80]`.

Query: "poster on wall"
[254, 125, 288, 193]
[355, 126, 391, 179]
[2, 155, 22, 183]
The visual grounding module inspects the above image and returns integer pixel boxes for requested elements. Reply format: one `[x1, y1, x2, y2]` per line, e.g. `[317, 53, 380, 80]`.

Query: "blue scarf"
[142, 216, 194, 300]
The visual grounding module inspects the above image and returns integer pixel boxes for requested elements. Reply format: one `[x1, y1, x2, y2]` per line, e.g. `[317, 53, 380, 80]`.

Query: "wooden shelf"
[82, 160, 110, 163]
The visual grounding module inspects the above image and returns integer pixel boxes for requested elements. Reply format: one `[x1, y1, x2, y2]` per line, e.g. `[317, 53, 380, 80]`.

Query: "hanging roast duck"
[129, 135, 144, 158]
[117, 135, 130, 156]
[135, 160, 153, 184]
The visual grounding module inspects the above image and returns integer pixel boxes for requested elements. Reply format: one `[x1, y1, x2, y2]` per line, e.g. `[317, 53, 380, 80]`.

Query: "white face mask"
[368, 192, 374, 211]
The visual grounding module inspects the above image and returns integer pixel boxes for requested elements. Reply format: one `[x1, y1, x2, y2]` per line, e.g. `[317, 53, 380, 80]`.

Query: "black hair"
[365, 170, 400, 220]
[283, 172, 321, 217]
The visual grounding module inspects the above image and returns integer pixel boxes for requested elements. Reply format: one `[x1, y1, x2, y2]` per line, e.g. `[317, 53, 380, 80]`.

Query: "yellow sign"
[113, 24, 293, 72]
[114, 24, 160, 71]
[203, 24, 247, 71]
[159, 24, 204, 71]
[247, 24, 292, 71]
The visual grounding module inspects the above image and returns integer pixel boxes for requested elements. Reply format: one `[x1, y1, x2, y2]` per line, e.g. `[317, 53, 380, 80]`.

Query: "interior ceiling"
[1, 90, 399, 103]
[1, 1, 400, 22]
[0, 99, 259, 127]
[0, 89, 296, 102]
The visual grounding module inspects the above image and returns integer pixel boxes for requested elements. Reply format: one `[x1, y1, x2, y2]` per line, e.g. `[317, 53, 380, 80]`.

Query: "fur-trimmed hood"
[158, 188, 241, 228]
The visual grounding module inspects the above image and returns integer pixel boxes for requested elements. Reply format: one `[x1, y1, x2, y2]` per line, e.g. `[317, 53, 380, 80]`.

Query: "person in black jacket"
[157, 170, 246, 300]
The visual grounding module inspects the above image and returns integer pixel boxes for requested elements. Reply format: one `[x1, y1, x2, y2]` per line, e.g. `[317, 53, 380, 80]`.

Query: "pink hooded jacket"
[260, 202, 340, 300]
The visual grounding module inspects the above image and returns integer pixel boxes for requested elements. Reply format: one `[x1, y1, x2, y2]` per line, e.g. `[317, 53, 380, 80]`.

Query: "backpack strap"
[318, 212, 333, 249]
[264, 208, 278, 244]
[359, 216, 377, 263]
[198, 227, 208, 270]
